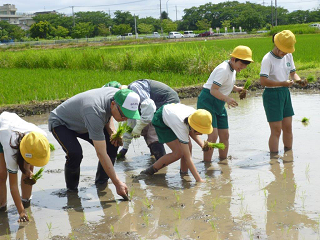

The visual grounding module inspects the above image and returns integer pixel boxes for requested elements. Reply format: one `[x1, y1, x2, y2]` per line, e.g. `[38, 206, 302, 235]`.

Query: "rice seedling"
[82, 213, 87, 225]
[174, 191, 180, 204]
[300, 190, 307, 209]
[174, 209, 181, 220]
[24, 167, 44, 185]
[269, 200, 277, 212]
[111, 122, 132, 146]
[209, 220, 216, 231]
[294, 78, 308, 87]
[305, 163, 310, 182]
[142, 212, 149, 226]
[202, 141, 226, 151]
[142, 197, 151, 209]
[129, 189, 135, 200]
[175, 226, 181, 239]
[212, 197, 226, 211]
[237, 191, 245, 202]
[5, 229, 10, 240]
[110, 225, 114, 235]
[49, 143, 55, 151]
[46, 222, 52, 231]
[116, 202, 120, 215]
[239, 79, 252, 100]
[70, 232, 75, 240]
[301, 117, 310, 126]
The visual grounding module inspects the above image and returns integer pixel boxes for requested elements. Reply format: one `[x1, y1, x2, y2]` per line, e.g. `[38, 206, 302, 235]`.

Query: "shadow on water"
[1, 90, 320, 239]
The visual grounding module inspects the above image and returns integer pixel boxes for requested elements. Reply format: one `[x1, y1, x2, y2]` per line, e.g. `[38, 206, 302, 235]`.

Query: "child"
[0, 112, 50, 222]
[260, 30, 304, 153]
[140, 103, 213, 182]
[197, 45, 253, 161]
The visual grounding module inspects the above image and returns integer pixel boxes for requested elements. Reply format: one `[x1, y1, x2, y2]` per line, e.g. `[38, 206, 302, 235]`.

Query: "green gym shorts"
[0, 143, 3, 153]
[197, 88, 229, 129]
[263, 87, 294, 122]
[151, 105, 178, 144]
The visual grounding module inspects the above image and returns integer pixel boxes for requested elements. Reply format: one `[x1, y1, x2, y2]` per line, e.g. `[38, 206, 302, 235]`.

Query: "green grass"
[0, 34, 319, 105]
[267, 23, 320, 36]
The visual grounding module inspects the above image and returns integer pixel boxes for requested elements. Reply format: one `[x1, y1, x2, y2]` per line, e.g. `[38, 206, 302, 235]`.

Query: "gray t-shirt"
[48, 87, 118, 141]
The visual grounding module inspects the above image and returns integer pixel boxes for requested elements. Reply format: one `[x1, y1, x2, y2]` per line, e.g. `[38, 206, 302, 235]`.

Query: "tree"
[162, 19, 177, 33]
[11, 27, 25, 40]
[196, 19, 210, 30]
[97, 23, 111, 36]
[112, 24, 132, 35]
[139, 17, 161, 32]
[221, 20, 231, 29]
[235, 10, 264, 32]
[29, 21, 52, 39]
[113, 11, 135, 30]
[71, 22, 94, 38]
[138, 23, 154, 33]
[161, 11, 168, 20]
[54, 26, 69, 39]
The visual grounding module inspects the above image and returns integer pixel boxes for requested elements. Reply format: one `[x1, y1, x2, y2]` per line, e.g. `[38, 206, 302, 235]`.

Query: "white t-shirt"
[203, 61, 236, 96]
[0, 112, 47, 173]
[260, 51, 296, 86]
[162, 103, 195, 144]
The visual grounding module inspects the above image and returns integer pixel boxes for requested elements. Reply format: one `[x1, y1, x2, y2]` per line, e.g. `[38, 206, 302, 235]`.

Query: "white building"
[0, 4, 35, 28]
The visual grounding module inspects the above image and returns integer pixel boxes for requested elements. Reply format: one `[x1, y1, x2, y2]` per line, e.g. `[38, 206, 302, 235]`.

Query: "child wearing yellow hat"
[260, 30, 303, 153]
[0, 112, 50, 222]
[140, 103, 213, 182]
[197, 45, 253, 161]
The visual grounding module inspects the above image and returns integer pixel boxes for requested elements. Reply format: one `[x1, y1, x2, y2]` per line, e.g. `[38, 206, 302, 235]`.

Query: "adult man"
[48, 88, 140, 198]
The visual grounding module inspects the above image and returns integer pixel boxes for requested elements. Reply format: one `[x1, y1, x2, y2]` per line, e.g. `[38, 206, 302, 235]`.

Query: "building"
[0, 4, 35, 28]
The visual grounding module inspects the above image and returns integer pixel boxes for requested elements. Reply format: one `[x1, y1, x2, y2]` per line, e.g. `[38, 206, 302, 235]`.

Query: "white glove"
[132, 120, 148, 138]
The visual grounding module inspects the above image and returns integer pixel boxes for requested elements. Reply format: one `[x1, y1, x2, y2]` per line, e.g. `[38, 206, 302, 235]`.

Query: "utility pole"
[175, 5, 177, 21]
[160, 0, 163, 35]
[275, 0, 277, 26]
[166, 0, 170, 17]
[271, 0, 274, 27]
[134, 14, 137, 39]
[109, 9, 111, 17]
[263, 0, 265, 6]
[71, 6, 75, 27]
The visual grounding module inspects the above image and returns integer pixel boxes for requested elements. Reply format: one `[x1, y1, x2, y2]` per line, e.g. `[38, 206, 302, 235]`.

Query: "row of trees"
[0, 1, 320, 40]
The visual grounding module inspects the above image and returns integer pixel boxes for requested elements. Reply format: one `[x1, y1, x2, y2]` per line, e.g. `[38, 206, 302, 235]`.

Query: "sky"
[5, 0, 320, 20]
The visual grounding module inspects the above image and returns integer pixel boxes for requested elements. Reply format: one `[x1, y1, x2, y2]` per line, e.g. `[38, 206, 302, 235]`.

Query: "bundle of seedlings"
[294, 78, 308, 87]
[301, 117, 310, 125]
[24, 167, 44, 185]
[110, 122, 133, 147]
[202, 141, 226, 151]
[49, 143, 55, 151]
[239, 79, 252, 100]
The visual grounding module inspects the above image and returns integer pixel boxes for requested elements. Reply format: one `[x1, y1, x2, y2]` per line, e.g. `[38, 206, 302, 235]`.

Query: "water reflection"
[266, 150, 316, 239]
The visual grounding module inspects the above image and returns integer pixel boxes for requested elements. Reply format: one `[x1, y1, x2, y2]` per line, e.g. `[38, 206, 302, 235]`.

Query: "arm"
[93, 140, 128, 198]
[233, 85, 243, 93]
[210, 84, 238, 108]
[290, 71, 300, 81]
[189, 131, 204, 148]
[8, 173, 29, 222]
[260, 76, 293, 87]
[105, 117, 116, 136]
[180, 143, 204, 182]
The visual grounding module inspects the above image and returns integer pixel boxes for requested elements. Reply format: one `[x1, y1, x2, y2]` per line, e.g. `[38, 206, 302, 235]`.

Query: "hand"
[115, 181, 128, 200]
[296, 79, 308, 87]
[110, 136, 123, 147]
[131, 128, 141, 138]
[284, 80, 294, 87]
[18, 210, 29, 222]
[235, 86, 243, 93]
[225, 97, 238, 108]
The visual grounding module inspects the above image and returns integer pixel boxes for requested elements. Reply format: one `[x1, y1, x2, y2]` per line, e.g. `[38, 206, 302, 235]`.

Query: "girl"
[260, 30, 305, 153]
[197, 45, 253, 161]
[0, 112, 50, 222]
[140, 103, 213, 182]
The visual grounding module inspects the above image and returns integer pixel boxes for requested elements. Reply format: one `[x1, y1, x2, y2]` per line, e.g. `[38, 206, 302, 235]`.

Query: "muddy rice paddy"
[1, 90, 320, 240]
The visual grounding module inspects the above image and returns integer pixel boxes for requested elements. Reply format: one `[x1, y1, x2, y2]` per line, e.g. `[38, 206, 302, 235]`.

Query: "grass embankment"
[0, 34, 319, 105]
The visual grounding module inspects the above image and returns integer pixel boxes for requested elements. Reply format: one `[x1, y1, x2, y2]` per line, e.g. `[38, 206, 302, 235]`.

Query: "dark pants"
[52, 125, 118, 185]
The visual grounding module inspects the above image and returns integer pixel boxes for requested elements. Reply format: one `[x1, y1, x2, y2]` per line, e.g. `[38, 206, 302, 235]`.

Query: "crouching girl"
[140, 103, 213, 182]
[0, 112, 50, 222]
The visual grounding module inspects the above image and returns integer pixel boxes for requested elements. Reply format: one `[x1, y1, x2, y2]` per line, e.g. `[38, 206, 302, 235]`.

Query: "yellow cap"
[188, 109, 213, 134]
[230, 45, 254, 62]
[274, 30, 296, 53]
[20, 132, 50, 167]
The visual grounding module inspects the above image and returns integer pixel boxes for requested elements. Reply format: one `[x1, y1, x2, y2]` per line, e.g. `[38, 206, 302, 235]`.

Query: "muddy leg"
[268, 121, 282, 153]
[282, 116, 293, 150]
[217, 129, 229, 160]
[0, 153, 7, 209]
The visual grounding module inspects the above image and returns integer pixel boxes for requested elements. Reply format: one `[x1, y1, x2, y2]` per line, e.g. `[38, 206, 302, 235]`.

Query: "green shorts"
[151, 105, 178, 144]
[197, 88, 229, 129]
[0, 143, 3, 153]
[263, 87, 294, 122]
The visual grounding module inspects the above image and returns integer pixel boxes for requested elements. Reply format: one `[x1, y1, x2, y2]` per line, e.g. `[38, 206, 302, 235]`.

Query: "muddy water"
[1, 90, 320, 240]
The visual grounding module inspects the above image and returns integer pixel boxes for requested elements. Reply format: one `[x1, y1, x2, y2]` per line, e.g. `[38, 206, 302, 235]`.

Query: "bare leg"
[217, 129, 229, 160]
[268, 121, 282, 153]
[180, 139, 192, 173]
[0, 153, 7, 208]
[282, 117, 293, 150]
[203, 128, 218, 162]
[153, 139, 182, 171]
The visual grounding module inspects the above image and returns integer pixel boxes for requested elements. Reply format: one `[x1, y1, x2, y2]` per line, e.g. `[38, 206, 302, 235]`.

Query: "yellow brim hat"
[274, 30, 296, 53]
[20, 132, 50, 167]
[188, 109, 213, 135]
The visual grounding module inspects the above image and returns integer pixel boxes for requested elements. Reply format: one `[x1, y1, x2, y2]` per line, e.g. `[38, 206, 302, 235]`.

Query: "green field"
[0, 34, 319, 105]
